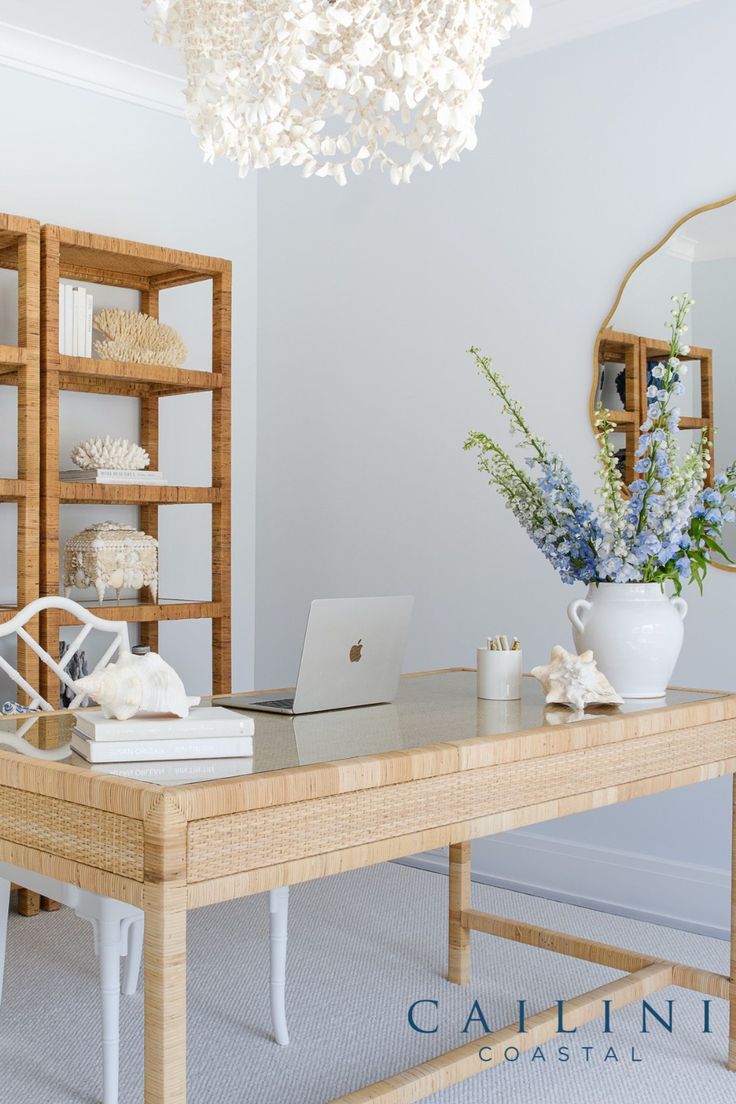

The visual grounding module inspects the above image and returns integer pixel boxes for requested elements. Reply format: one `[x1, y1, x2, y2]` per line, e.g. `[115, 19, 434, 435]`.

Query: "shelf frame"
[598, 329, 714, 487]
[40, 224, 232, 704]
[58, 484, 220, 505]
[640, 336, 714, 483]
[0, 214, 41, 690]
[51, 599, 221, 627]
[58, 355, 223, 397]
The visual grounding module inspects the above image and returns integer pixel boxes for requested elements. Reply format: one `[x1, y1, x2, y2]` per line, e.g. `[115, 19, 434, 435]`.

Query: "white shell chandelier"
[146, 1, 533, 185]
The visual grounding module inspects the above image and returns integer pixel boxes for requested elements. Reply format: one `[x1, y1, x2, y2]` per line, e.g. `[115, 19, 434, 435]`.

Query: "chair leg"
[98, 919, 123, 1104]
[269, 886, 289, 1046]
[0, 878, 10, 1006]
[122, 917, 143, 997]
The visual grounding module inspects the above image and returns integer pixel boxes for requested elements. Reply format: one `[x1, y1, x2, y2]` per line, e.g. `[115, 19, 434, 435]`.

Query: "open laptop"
[215, 596, 414, 715]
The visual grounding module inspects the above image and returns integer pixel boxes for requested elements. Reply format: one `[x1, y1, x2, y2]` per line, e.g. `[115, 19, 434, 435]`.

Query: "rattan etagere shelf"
[59, 354, 223, 397]
[0, 213, 40, 671]
[599, 328, 713, 485]
[0, 215, 42, 914]
[53, 598, 221, 626]
[39, 224, 232, 705]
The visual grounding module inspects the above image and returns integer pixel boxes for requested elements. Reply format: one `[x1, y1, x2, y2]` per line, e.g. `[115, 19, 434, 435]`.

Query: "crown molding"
[0, 21, 184, 116]
[665, 233, 698, 263]
[491, 0, 705, 65]
[0, 2, 707, 114]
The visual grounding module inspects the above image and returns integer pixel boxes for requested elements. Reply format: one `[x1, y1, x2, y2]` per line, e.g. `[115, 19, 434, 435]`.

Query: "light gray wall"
[256, 0, 736, 934]
[0, 66, 257, 698]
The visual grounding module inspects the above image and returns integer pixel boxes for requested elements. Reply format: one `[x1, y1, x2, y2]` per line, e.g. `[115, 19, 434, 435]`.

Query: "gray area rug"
[0, 862, 732, 1103]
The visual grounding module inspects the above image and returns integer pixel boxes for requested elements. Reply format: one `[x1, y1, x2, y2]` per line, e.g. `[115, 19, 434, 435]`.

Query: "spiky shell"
[75, 650, 199, 721]
[93, 308, 187, 367]
[71, 436, 150, 471]
[531, 644, 623, 712]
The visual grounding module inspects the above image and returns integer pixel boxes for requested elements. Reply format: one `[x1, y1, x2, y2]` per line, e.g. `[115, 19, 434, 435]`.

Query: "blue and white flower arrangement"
[465, 295, 736, 594]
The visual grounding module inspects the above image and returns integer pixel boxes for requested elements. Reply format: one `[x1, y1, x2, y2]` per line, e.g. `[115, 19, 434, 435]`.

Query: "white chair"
[0, 597, 290, 1104]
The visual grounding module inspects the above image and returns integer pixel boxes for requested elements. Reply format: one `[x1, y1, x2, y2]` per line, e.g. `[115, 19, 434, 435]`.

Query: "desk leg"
[144, 885, 188, 1104]
[143, 793, 188, 1104]
[730, 775, 736, 1072]
[448, 841, 471, 985]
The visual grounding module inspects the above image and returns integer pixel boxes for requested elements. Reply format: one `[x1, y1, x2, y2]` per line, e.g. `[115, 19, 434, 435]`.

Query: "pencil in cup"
[477, 646, 522, 700]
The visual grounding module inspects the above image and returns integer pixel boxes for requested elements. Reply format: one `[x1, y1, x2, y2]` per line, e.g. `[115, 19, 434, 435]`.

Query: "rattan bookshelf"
[598, 328, 713, 485]
[0, 213, 41, 665]
[0, 214, 42, 916]
[39, 225, 232, 706]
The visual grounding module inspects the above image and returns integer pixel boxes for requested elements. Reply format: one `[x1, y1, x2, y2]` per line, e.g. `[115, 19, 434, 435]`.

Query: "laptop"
[215, 596, 414, 715]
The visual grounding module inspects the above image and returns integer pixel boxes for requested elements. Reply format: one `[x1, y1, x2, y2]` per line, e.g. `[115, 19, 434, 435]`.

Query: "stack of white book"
[60, 468, 167, 486]
[71, 706, 254, 763]
[86, 757, 255, 785]
[59, 284, 93, 356]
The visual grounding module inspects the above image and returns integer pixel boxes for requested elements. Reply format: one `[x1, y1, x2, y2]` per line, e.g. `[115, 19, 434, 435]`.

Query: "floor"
[0, 862, 732, 1104]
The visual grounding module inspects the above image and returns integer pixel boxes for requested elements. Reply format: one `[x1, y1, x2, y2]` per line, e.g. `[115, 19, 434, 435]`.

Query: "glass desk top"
[0, 671, 725, 787]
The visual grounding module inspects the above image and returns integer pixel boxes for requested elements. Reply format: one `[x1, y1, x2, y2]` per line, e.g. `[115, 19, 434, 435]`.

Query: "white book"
[63, 285, 74, 355]
[60, 467, 164, 479]
[59, 469, 167, 485]
[58, 285, 65, 353]
[72, 286, 86, 355]
[85, 291, 93, 356]
[83, 756, 254, 785]
[73, 705, 253, 742]
[71, 729, 253, 763]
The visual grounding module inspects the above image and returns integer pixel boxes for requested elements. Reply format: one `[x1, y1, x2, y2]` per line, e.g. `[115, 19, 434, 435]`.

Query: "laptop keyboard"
[254, 698, 295, 709]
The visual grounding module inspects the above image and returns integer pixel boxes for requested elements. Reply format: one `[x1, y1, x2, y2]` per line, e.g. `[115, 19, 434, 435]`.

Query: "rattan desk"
[1, 669, 735, 1103]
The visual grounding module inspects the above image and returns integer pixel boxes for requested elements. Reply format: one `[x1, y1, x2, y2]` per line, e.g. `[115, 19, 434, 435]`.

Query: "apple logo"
[349, 639, 363, 663]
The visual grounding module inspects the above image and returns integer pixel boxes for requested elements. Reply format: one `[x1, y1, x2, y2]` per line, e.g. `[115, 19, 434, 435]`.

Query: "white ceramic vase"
[567, 582, 687, 699]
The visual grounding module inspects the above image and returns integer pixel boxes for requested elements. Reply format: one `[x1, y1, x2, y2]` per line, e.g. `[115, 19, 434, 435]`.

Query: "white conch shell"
[75, 650, 200, 721]
[71, 435, 149, 471]
[531, 644, 623, 712]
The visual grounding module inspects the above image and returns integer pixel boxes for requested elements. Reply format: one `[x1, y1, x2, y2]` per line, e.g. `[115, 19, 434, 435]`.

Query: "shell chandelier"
[146, 0, 533, 185]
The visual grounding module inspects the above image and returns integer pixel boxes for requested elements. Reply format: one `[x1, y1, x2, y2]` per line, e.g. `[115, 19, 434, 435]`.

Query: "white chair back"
[0, 596, 130, 711]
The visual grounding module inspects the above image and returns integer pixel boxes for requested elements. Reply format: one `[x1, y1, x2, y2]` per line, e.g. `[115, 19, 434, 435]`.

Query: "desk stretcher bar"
[328, 831, 732, 1104]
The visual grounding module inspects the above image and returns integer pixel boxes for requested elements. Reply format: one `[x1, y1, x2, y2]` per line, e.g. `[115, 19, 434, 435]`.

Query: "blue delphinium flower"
[465, 294, 736, 592]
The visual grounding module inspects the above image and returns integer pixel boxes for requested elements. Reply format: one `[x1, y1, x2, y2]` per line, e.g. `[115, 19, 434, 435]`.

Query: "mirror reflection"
[594, 197, 736, 567]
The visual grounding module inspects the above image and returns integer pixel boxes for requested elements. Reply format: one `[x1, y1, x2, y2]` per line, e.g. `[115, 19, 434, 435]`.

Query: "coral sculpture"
[71, 436, 150, 471]
[93, 309, 187, 367]
[531, 645, 623, 712]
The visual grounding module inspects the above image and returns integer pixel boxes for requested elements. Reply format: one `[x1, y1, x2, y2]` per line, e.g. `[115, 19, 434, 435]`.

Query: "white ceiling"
[0, 0, 706, 115]
[491, 0, 704, 63]
[0, 0, 182, 75]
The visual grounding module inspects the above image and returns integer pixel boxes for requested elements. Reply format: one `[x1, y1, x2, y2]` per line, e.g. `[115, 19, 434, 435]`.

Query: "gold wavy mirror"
[591, 193, 736, 573]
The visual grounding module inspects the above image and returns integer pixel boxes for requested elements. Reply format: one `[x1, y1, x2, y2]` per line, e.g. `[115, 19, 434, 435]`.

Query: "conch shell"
[75, 650, 200, 721]
[531, 644, 623, 712]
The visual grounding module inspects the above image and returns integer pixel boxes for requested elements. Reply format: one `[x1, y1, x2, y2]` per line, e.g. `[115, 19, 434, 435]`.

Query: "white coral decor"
[94, 309, 187, 367]
[71, 436, 150, 471]
[145, 0, 533, 185]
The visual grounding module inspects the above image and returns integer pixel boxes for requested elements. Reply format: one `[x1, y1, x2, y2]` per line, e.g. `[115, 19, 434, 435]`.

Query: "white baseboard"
[396, 830, 730, 941]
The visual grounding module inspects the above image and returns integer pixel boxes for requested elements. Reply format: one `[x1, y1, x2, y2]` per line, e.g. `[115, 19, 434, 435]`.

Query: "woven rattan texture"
[0, 784, 143, 879]
[187, 719, 736, 882]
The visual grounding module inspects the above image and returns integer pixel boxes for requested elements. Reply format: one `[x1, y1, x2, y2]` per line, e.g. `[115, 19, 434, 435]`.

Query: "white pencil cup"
[477, 648, 522, 701]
